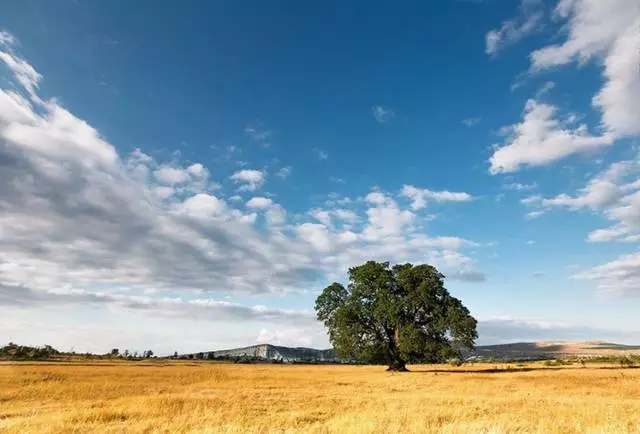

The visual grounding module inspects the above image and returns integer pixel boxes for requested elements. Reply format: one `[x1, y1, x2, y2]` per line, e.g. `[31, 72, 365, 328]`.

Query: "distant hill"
[465, 341, 640, 361]
[182, 341, 640, 363]
[182, 344, 338, 363]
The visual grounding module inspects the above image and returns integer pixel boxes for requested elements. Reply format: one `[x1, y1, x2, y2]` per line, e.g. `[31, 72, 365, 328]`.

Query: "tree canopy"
[315, 261, 477, 371]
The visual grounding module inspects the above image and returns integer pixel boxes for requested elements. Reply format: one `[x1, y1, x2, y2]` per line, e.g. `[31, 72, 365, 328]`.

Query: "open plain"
[1, 361, 639, 433]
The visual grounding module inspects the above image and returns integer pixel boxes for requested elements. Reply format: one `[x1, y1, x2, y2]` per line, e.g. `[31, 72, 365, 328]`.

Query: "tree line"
[0, 343, 155, 361]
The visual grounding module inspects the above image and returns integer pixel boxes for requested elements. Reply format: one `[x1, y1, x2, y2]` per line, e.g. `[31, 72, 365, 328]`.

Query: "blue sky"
[1, 0, 639, 354]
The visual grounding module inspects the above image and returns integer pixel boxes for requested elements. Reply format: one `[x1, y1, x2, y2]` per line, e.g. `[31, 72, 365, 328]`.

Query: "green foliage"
[315, 261, 478, 370]
[0, 342, 60, 359]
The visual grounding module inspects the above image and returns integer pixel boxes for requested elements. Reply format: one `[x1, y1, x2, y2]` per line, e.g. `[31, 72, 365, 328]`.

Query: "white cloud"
[462, 117, 481, 127]
[0, 31, 16, 46]
[536, 81, 556, 97]
[329, 176, 345, 184]
[275, 166, 291, 179]
[528, 155, 640, 242]
[265, 204, 287, 227]
[0, 33, 487, 334]
[401, 185, 473, 210]
[256, 328, 314, 347]
[310, 209, 332, 227]
[485, 0, 544, 56]
[530, 0, 640, 137]
[489, 99, 614, 174]
[312, 148, 328, 160]
[246, 197, 273, 209]
[180, 194, 228, 219]
[296, 223, 333, 252]
[573, 253, 640, 296]
[244, 122, 272, 147]
[503, 182, 538, 191]
[372, 105, 396, 123]
[230, 169, 266, 191]
[525, 209, 547, 219]
[186, 163, 207, 178]
[154, 166, 190, 184]
[0, 36, 42, 98]
[365, 191, 387, 205]
[477, 316, 640, 345]
[333, 209, 358, 224]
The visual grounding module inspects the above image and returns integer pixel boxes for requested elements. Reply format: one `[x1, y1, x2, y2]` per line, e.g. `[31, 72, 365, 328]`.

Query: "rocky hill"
[184, 344, 338, 362]
[184, 341, 640, 363]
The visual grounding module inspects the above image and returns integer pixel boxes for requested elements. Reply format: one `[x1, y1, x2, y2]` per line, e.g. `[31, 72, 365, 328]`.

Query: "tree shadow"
[585, 343, 640, 351]
[411, 366, 639, 374]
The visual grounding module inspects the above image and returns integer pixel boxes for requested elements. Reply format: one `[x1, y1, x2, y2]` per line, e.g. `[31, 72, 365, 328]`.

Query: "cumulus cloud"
[485, 0, 544, 56]
[489, 99, 614, 174]
[230, 169, 266, 191]
[0, 32, 486, 329]
[530, 0, 640, 137]
[372, 105, 396, 123]
[246, 197, 273, 209]
[401, 185, 474, 210]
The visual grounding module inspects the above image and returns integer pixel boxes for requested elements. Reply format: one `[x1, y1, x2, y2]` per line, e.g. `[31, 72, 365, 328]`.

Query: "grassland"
[1, 361, 639, 433]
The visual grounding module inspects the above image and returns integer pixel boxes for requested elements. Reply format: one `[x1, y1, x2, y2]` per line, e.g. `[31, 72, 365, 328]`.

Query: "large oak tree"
[315, 261, 477, 371]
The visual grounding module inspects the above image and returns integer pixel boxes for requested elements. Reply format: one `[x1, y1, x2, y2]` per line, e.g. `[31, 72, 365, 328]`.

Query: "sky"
[1, 0, 639, 355]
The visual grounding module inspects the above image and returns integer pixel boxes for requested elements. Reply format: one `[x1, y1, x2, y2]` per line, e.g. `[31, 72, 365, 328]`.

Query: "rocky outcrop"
[187, 344, 338, 362]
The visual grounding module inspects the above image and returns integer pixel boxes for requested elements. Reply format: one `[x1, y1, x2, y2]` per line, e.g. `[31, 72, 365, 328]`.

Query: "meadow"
[1, 361, 639, 433]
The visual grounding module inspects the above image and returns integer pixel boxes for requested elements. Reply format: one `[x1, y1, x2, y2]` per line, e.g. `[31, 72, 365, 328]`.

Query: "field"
[1, 361, 639, 433]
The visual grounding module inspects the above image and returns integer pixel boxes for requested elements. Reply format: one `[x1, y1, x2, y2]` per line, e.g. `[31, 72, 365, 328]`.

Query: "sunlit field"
[1, 361, 639, 433]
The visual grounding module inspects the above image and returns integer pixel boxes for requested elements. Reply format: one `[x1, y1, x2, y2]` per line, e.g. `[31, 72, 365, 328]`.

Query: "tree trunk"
[386, 325, 408, 371]
[386, 359, 408, 372]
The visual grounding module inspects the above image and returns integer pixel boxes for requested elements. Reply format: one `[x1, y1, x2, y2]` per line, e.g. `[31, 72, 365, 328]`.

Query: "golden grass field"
[1, 361, 639, 433]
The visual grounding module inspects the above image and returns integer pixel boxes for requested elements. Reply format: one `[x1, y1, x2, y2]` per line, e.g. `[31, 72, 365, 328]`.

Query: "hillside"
[466, 341, 640, 361]
[186, 341, 640, 363]
[183, 344, 338, 362]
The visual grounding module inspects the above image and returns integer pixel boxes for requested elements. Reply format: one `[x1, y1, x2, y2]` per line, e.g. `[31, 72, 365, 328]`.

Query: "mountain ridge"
[183, 341, 640, 362]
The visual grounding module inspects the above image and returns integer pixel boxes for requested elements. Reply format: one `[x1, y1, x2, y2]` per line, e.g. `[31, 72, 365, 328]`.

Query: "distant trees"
[315, 261, 477, 371]
[0, 343, 161, 361]
[0, 343, 60, 360]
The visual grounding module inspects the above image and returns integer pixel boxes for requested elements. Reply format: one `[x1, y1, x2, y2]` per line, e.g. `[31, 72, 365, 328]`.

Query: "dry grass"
[1, 361, 639, 433]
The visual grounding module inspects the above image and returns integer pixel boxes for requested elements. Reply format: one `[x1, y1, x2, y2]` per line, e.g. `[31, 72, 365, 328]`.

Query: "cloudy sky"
[1, 0, 639, 355]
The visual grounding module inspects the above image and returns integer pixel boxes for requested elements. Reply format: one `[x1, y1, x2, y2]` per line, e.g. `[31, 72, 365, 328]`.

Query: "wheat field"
[1, 361, 639, 433]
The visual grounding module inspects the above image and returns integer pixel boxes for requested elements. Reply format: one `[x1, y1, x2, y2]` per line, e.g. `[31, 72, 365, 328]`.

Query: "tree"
[315, 261, 477, 371]
[110, 348, 119, 357]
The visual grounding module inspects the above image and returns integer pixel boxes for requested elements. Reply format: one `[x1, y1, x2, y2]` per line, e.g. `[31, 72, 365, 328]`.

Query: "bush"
[544, 359, 572, 367]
